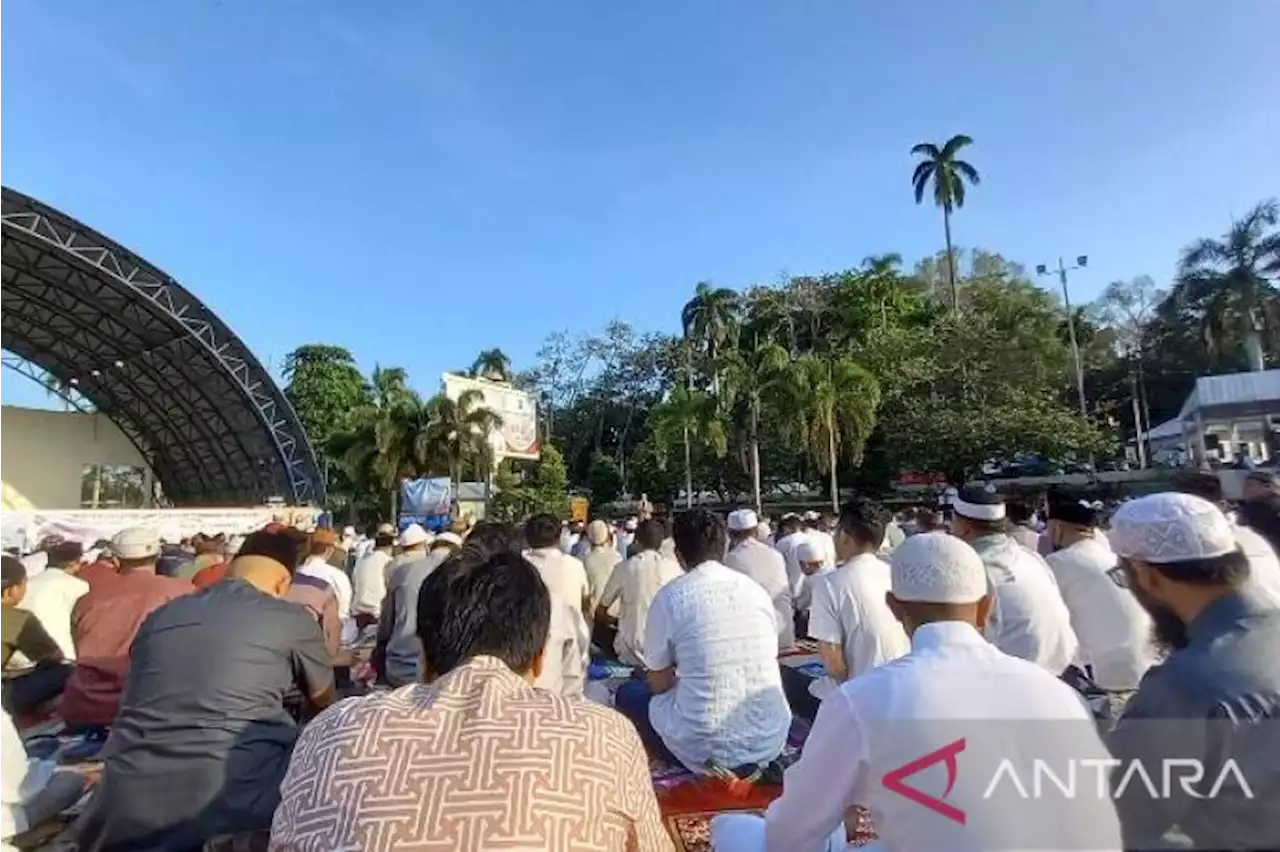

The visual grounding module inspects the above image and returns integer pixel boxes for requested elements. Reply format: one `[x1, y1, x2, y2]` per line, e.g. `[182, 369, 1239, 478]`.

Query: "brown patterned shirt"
[271, 655, 673, 852]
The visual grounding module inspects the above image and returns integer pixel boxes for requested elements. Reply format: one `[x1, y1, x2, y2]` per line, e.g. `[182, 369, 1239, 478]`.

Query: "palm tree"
[680, 281, 741, 396]
[649, 385, 727, 508]
[775, 354, 881, 512]
[420, 390, 505, 509]
[1177, 199, 1280, 371]
[722, 338, 792, 513]
[911, 135, 981, 311]
[330, 381, 427, 520]
[470, 348, 513, 383]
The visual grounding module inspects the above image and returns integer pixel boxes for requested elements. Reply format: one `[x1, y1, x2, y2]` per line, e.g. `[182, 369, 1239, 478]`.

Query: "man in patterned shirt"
[272, 543, 673, 851]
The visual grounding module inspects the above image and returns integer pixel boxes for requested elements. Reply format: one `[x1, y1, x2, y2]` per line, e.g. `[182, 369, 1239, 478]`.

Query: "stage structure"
[1, 187, 325, 505]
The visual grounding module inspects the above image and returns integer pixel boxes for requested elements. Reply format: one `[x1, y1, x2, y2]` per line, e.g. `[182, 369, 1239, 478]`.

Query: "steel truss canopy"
[1, 187, 325, 506]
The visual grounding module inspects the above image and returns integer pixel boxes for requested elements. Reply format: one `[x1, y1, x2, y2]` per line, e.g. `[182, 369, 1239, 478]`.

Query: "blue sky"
[3, 0, 1278, 409]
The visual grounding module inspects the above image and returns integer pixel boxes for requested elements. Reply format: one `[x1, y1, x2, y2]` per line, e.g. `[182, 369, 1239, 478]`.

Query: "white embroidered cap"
[398, 523, 430, 548]
[889, 532, 987, 604]
[796, 538, 823, 563]
[727, 509, 759, 532]
[1109, 492, 1238, 563]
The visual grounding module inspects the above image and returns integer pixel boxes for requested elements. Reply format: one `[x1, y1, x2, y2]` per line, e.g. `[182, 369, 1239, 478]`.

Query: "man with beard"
[1107, 492, 1280, 851]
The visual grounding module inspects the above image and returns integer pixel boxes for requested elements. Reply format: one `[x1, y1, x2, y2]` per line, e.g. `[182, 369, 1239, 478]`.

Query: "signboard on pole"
[441, 373, 540, 461]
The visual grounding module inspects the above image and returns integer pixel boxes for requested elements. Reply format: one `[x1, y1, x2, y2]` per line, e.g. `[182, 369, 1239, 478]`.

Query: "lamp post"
[1036, 256, 1090, 424]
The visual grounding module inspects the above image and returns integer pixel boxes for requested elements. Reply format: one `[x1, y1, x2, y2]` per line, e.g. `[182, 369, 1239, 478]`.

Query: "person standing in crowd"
[376, 530, 461, 687]
[271, 546, 671, 852]
[615, 509, 791, 778]
[595, 519, 683, 667]
[807, 499, 909, 686]
[1107, 492, 1280, 850]
[878, 512, 905, 556]
[296, 528, 353, 621]
[580, 520, 620, 616]
[724, 509, 794, 649]
[70, 526, 335, 851]
[1, 557, 72, 717]
[1171, 470, 1280, 607]
[523, 514, 591, 616]
[349, 523, 395, 628]
[61, 528, 191, 733]
[713, 531, 1122, 852]
[1042, 490, 1154, 691]
[1005, 499, 1042, 551]
[950, 485, 1078, 674]
[616, 517, 638, 559]
[14, 540, 88, 661]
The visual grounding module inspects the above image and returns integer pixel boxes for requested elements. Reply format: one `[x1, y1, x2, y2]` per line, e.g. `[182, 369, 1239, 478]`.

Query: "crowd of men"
[2, 468, 1279, 851]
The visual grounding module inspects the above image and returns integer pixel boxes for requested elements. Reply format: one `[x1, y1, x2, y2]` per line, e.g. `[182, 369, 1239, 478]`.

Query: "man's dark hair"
[1006, 500, 1033, 525]
[374, 533, 396, 549]
[672, 509, 727, 568]
[236, 528, 306, 574]
[1172, 470, 1224, 504]
[416, 548, 550, 676]
[47, 541, 84, 567]
[467, 522, 525, 557]
[838, 499, 889, 550]
[524, 514, 562, 549]
[2, 555, 26, 591]
[1238, 496, 1280, 557]
[1150, 549, 1250, 588]
[634, 519, 666, 552]
[775, 515, 801, 538]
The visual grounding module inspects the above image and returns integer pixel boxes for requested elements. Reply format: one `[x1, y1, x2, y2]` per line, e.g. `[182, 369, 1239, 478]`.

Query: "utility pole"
[1037, 256, 1090, 423]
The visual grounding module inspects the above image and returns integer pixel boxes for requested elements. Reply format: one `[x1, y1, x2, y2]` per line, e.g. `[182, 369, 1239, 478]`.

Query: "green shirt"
[1, 604, 62, 669]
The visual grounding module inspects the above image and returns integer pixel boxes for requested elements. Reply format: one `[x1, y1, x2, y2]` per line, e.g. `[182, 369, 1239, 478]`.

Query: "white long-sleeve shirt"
[970, 534, 1079, 674]
[1045, 536, 1155, 690]
[753, 621, 1122, 852]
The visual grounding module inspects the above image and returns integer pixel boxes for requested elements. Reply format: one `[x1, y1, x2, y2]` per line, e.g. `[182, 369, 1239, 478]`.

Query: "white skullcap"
[728, 509, 759, 532]
[399, 523, 430, 548]
[889, 532, 987, 604]
[112, 526, 162, 561]
[586, 520, 611, 545]
[1109, 492, 1238, 563]
[796, 538, 823, 563]
[623, 517, 638, 531]
[434, 531, 463, 547]
[159, 523, 183, 545]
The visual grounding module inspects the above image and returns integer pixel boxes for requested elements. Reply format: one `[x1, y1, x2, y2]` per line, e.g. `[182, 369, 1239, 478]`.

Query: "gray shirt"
[378, 548, 451, 685]
[73, 578, 333, 850]
[1107, 588, 1280, 850]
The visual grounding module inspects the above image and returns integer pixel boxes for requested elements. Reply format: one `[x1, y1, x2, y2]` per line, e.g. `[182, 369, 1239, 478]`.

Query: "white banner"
[441, 373, 540, 461]
[1, 507, 322, 552]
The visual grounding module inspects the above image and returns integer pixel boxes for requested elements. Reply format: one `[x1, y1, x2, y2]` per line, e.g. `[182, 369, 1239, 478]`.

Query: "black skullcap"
[1046, 489, 1104, 527]
[953, 484, 1006, 521]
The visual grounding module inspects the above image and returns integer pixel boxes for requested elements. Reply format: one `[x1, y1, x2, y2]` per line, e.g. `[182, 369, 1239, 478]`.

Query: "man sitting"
[595, 519, 683, 666]
[70, 526, 335, 851]
[349, 524, 395, 628]
[15, 540, 88, 662]
[724, 509, 795, 649]
[615, 509, 791, 777]
[807, 499, 909, 686]
[376, 528, 462, 687]
[524, 513, 591, 616]
[714, 532, 1122, 851]
[2, 556, 72, 718]
[296, 528, 353, 621]
[271, 545, 671, 851]
[61, 527, 192, 732]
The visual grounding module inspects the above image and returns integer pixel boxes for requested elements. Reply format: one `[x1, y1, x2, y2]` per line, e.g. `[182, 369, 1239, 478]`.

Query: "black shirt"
[74, 578, 334, 851]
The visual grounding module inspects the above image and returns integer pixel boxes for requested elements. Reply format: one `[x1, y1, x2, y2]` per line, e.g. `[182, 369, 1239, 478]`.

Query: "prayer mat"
[650, 716, 812, 793]
[663, 804, 878, 851]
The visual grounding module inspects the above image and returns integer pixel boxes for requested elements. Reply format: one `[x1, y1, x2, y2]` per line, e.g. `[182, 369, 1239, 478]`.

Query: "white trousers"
[710, 813, 853, 852]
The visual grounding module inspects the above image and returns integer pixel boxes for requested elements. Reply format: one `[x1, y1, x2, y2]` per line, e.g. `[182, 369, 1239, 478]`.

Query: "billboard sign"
[401, 477, 452, 517]
[441, 373, 540, 461]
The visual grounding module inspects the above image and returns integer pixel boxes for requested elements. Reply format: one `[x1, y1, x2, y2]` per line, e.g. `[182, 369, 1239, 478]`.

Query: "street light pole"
[1037, 256, 1090, 424]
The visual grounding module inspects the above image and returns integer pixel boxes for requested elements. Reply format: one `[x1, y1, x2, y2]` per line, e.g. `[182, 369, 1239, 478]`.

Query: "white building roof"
[1140, 417, 1184, 442]
[1179, 369, 1280, 419]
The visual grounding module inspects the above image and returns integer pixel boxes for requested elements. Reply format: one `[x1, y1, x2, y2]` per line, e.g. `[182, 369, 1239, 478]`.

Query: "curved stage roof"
[1, 187, 325, 506]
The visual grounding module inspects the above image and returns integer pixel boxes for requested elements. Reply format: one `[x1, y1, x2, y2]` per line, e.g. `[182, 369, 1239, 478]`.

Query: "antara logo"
[881, 737, 967, 824]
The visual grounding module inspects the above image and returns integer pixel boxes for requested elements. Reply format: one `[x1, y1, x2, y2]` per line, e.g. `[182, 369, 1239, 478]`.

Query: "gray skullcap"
[112, 526, 162, 560]
[586, 520, 611, 545]
[728, 509, 759, 532]
[889, 532, 988, 604]
[1109, 492, 1237, 564]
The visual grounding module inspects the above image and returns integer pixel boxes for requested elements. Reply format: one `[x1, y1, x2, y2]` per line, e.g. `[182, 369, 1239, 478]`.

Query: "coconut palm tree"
[330, 380, 427, 520]
[774, 354, 881, 512]
[911, 135, 981, 311]
[648, 385, 727, 508]
[470, 348, 513, 382]
[420, 390, 505, 508]
[680, 281, 740, 396]
[1177, 199, 1280, 371]
[721, 338, 792, 513]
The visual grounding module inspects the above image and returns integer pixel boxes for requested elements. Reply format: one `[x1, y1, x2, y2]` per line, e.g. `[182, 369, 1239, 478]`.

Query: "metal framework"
[1, 187, 325, 505]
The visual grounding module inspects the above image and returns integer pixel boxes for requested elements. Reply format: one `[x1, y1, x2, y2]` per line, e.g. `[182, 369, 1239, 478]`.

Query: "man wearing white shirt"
[15, 541, 89, 661]
[1043, 491, 1154, 691]
[774, 515, 808, 602]
[951, 485, 1079, 675]
[1172, 470, 1280, 607]
[713, 532, 1123, 852]
[804, 513, 837, 570]
[349, 525, 396, 627]
[724, 509, 795, 649]
[615, 509, 791, 777]
[296, 529, 354, 621]
[523, 514, 591, 616]
[616, 517, 638, 559]
[595, 519, 683, 666]
[808, 499, 909, 685]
